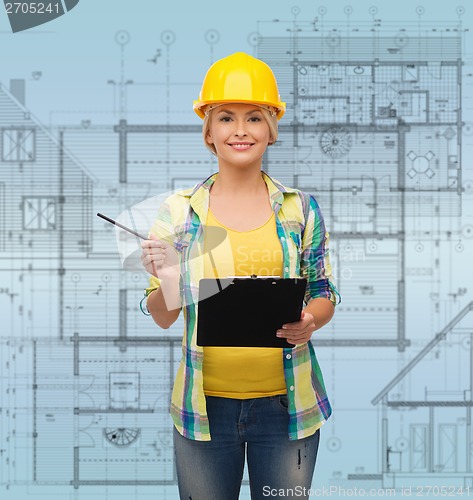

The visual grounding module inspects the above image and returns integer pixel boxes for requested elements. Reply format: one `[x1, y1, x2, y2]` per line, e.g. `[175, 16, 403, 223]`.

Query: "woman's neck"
[211, 169, 267, 197]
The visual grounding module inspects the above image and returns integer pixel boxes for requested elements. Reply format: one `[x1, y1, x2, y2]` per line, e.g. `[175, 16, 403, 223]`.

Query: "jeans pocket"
[278, 394, 289, 409]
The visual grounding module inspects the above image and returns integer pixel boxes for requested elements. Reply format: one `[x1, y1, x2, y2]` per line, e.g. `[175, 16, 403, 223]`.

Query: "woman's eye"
[218, 115, 261, 122]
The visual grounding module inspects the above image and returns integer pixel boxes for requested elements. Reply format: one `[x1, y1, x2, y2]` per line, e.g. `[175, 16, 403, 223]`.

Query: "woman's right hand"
[140, 234, 180, 280]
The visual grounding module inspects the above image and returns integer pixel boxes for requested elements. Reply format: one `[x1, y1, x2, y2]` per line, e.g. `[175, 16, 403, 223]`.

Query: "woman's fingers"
[276, 313, 316, 345]
[140, 238, 179, 278]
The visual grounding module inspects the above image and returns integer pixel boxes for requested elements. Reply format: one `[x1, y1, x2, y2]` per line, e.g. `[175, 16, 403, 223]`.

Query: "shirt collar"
[178, 171, 298, 220]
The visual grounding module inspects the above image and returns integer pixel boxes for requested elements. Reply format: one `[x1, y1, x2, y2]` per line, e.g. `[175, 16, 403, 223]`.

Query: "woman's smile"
[226, 141, 255, 151]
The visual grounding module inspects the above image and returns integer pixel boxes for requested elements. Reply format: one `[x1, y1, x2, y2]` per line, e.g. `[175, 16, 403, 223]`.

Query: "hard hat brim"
[193, 100, 286, 120]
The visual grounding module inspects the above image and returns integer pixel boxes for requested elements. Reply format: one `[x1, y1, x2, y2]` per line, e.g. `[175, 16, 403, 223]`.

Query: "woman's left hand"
[276, 311, 316, 346]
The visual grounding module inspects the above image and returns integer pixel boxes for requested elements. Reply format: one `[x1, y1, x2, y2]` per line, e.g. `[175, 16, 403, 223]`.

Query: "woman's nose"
[233, 118, 247, 136]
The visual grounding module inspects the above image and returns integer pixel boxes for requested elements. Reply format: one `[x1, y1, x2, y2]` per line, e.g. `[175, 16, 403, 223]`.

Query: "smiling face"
[205, 103, 273, 170]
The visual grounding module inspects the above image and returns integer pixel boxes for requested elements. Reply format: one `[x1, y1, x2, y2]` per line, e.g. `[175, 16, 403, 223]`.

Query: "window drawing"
[2, 128, 35, 162]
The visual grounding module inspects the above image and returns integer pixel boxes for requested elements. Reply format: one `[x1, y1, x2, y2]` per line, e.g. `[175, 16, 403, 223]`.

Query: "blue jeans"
[173, 395, 320, 500]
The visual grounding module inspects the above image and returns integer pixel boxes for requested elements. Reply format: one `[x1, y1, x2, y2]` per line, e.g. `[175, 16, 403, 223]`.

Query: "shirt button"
[284, 267, 289, 273]
[280, 236, 285, 242]
[289, 385, 295, 391]
[286, 354, 292, 359]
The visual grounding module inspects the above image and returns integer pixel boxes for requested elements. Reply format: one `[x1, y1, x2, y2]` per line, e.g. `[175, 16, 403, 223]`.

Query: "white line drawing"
[1, 6, 472, 496]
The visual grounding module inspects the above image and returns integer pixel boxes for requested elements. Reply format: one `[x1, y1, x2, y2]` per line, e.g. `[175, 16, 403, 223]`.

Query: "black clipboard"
[196, 276, 307, 348]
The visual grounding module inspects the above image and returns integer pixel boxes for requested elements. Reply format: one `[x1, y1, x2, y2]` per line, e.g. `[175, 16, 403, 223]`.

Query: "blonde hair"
[202, 105, 278, 156]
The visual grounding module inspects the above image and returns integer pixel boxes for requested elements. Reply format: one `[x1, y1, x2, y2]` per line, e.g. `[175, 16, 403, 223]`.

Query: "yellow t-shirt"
[202, 208, 287, 398]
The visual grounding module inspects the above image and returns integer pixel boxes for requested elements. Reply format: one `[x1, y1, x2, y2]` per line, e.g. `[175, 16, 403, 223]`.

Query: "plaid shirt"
[144, 171, 341, 441]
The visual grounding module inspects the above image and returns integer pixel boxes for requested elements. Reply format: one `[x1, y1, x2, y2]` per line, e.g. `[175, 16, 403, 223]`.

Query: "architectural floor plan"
[1, 2, 473, 498]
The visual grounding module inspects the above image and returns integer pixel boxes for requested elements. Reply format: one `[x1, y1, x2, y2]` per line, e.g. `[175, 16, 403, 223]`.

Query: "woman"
[141, 52, 341, 500]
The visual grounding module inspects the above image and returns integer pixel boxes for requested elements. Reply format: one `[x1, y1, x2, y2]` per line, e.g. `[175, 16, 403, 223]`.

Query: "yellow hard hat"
[193, 52, 286, 120]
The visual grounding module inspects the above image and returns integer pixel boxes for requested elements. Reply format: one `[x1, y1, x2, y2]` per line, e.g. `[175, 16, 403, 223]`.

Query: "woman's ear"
[205, 133, 213, 145]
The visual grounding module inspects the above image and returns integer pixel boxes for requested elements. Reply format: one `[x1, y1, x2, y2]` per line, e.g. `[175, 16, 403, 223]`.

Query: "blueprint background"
[1, 0, 473, 498]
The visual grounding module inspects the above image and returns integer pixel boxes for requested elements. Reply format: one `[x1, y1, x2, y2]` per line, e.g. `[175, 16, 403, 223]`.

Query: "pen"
[96, 213, 148, 240]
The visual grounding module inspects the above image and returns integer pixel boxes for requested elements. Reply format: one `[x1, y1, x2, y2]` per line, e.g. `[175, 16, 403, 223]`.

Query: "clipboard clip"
[225, 275, 281, 280]
[249, 274, 281, 279]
